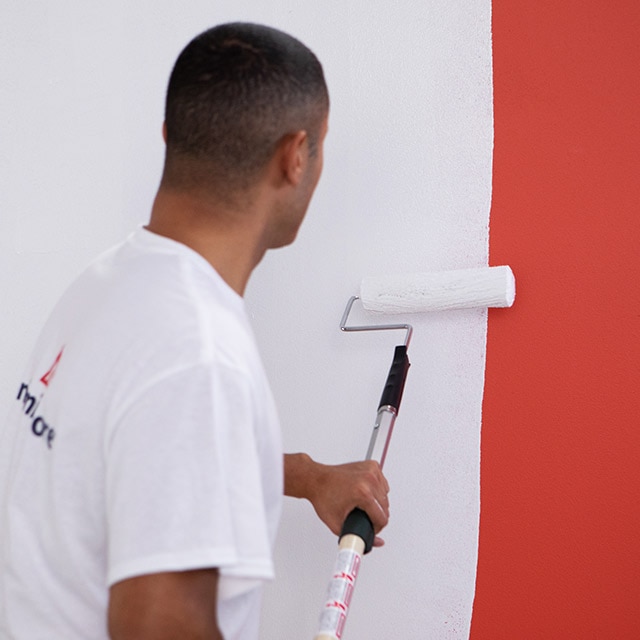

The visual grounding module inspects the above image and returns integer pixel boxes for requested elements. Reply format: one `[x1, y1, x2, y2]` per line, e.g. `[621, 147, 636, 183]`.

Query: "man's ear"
[162, 122, 168, 143]
[278, 130, 309, 186]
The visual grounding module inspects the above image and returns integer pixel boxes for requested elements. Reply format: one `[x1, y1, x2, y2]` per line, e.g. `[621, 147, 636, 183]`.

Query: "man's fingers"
[356, 462, 390, 531]
[306, 458, 391, 539]
[373, 536, 385, 548]
[356, 495, 389, 533]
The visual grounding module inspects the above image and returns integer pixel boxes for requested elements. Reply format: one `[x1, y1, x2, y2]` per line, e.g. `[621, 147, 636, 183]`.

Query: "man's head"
[161, 23, 329, 203]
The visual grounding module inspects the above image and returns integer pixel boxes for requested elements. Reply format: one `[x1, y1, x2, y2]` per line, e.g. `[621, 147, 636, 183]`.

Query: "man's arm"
[108, 569, 222, 640]
[284, 453, 390, 546]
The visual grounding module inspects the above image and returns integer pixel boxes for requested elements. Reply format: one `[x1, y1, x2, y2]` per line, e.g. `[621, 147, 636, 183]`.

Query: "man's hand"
[108, 569, 223, 640]
[284, 453, 390, 547]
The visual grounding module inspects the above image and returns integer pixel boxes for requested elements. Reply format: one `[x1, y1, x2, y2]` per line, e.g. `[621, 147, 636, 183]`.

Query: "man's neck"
[146, 188, 270, 297]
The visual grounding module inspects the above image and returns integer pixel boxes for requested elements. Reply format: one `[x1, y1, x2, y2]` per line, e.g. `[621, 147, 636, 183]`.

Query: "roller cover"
[360, 266, 516, 313]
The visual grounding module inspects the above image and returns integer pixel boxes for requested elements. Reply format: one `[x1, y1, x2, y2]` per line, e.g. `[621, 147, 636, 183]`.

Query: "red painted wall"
[472, 2, 640, 638]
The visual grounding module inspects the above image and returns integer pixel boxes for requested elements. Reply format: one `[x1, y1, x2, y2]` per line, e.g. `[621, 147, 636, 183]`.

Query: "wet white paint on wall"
[0, 1, 492, 638]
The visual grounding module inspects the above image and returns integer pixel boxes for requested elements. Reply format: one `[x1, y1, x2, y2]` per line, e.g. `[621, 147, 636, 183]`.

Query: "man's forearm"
[284, 452, 321, 499]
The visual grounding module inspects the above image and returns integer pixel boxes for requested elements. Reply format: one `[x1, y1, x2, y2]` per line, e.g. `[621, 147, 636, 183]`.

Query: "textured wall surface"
[472, 2, 640, 638]
[244, 3, 493, 638]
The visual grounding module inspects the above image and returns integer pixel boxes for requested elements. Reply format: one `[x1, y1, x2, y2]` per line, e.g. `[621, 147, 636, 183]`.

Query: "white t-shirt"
[0, 228, 283, 639]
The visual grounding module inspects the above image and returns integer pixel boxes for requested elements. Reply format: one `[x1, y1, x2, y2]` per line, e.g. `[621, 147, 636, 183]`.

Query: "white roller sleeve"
[360, 265, 516, 313]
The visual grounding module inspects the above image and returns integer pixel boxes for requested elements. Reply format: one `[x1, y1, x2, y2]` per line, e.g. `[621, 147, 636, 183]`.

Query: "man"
[0, 22, 389, 639]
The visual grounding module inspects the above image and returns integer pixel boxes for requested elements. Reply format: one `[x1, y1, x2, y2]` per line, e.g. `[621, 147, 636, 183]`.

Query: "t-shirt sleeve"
[104, 360, 274, 588]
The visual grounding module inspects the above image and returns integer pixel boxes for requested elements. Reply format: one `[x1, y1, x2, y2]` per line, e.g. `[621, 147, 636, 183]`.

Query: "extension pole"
[314, 342, 410, 640]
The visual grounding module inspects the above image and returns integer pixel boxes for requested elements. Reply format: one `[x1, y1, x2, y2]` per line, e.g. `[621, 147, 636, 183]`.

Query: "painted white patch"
[0, 1, 492, 638]
[245, 2, 493, 638]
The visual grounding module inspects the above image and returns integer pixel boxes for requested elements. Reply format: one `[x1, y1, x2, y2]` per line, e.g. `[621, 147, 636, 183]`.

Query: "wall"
[246, 4, 493, 638]
[1, 2, 493, 638]
[471, 1, 640, 638]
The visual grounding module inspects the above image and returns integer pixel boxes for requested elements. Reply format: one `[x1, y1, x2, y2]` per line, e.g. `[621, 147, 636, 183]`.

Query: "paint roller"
[315, 265, 516, 640]
[361, 264, 516, 314]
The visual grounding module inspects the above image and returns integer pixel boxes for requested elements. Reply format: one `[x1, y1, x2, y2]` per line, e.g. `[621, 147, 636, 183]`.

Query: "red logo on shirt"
[40, 348, 64, 387]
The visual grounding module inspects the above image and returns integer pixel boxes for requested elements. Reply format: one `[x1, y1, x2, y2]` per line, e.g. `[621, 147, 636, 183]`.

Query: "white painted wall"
[0, 2, 492, 638]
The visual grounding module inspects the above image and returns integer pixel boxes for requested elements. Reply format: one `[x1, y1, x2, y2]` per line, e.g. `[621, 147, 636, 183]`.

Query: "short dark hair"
[162, 22, 329, 195]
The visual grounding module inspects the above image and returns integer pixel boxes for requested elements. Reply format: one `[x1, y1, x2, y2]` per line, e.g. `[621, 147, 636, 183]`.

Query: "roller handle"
[316, 345, 411, 638]
[339, 346, 410, 555]
[378, 345, 411, 411]
[340, 508, 375, 554]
